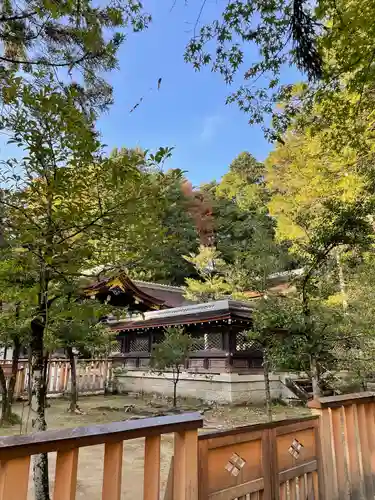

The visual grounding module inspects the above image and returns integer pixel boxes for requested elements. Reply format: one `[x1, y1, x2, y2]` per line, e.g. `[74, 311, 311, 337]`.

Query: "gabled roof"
[83, 272, 167, 310]
[109, 299, 253, 331]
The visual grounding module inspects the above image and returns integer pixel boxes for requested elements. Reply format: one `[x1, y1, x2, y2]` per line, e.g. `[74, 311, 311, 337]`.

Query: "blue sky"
[98, 0, 301, 186]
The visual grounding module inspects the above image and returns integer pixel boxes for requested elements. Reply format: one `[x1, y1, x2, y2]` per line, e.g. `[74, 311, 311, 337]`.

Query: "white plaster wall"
[115, 370, 298, 404]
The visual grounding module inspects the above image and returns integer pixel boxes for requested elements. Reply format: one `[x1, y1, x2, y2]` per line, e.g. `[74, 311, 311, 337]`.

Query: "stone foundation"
[114, 370, 298, 404]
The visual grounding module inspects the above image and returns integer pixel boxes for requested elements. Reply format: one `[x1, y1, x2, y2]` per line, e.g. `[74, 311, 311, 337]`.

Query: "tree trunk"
[0, 364, 8, 425]
[263, 350, 272, 422]
[4, 336, 21, 422]
[310, 357, 322, 398]
[67, 347, 79, 413]
[172, 367, 180, 408]
[336, 249, 348, 312]
[31, 317, 50, 500]
[27, 346, 33, 405]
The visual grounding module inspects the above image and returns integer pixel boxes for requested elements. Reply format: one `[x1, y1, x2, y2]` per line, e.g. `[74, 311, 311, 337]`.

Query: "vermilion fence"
[0, 358, 112, 398]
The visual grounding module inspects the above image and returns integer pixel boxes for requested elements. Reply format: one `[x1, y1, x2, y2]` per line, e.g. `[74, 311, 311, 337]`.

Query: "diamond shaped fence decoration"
[225, 452, 246, 477]
[288, 438, 304, 459]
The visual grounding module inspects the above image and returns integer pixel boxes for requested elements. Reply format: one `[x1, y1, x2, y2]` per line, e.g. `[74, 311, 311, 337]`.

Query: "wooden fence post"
[309, 392, 375, 500]
[173, 429, 199, 500]
[262, 428, 279, 500]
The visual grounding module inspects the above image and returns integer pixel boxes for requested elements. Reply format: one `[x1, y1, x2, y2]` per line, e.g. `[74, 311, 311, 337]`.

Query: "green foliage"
[0, 0, 151, 111]
[151, 327, 192, 373]
[184, 246, 232, 301]
[151, 327, 192, 406]
[184, 1, 375, 141]
[132, 169, 199, 284]
[45, 298, 113, 356]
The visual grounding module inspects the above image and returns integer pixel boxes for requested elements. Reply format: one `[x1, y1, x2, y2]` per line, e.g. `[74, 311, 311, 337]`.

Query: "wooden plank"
[298, 474, 306, 500]
[279, 481, 287, 500]
[144, 435, 161, 500]
[207, 478, 264, 500]
[357, 403, 374, 500]
[312, 414, 323, 500]
[365, 402, 375, 492]
[275, 420, 317, 437]
[54, 448, 79, 500]
[278, 460, 317, 483]
[206, 430, 263, 450]
[319, 408, 338, 500]
[261, 428, 278, 500]
[198, 416, 318, 442]
[306, 472, 314, 500]
[312, 471, 319, 500]
[174, 429, 199, 500]
[0, 456, 30, 500]
[163, 457, 174, 500]
[262, 429, 272, 500]
[198, 439, 208, 500]
[343, 404, 361, 500]
[0, 412, 203, 460]
[308, 392, 375, 409]
[331, 407, 347, 499]
[58, 363, 65, 393]
[102, 441, 123, 500]
[289, 478, 297, 500]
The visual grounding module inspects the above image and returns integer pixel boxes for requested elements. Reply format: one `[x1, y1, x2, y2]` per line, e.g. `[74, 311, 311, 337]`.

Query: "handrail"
[0, 412, 203, 460]
[198, 415, 318, 440]
[308, 391, 375, 408]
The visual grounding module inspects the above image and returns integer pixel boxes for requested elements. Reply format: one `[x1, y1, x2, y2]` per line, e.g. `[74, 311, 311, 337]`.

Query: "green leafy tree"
[184, 1, 375, 140]
[0, 0, 150, 111]
[46, 298, 113, 413]
[150, 327, 192, 407]
[0, 76, 169, 500]
[184, 245, 232, 301]
[0, 302, 30, 424]
[132, 169, 199, 284]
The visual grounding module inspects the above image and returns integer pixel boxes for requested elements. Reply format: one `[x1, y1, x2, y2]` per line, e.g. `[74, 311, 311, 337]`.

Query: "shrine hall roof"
[108, 299, 254, 332]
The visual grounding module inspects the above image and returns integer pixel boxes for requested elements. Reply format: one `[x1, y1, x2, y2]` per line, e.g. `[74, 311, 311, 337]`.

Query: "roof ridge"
[133, 280, 186, 291]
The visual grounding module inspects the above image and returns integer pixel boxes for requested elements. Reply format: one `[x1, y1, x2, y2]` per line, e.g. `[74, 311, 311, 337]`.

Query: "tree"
[0, 77, 169, 500]
[150, 327, 192, 407]
[184, 1, 375, 140]
[201, 152, 297, 288]
[0, 302, 29, 424]
[46, 298, 113, 413]
[0, 0, 151, 111]
[131, 169, 200, 285]
[184, 245, 232, 301]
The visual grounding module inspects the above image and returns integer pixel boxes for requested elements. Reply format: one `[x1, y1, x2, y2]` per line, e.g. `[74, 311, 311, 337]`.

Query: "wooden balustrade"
[0, 358, 112, 399]
[308, 392, 375, 500]
[0, 412, 203, 500]
[195, 416, 321, 500]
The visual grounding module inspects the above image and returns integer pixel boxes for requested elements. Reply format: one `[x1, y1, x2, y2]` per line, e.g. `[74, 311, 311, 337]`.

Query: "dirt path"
[1, 394, 311, 499]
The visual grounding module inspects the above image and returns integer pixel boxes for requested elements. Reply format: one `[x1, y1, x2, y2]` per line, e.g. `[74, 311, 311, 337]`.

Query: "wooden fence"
[197, 415, 320, 500]
[0, 358, 112, 398]
[309, 393, 375, 500]
[0, 411, 203, 500]
[2, 392, 375, 499]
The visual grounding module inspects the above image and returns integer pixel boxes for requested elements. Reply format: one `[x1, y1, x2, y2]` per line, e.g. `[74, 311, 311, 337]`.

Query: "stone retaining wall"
[115, 370, 298, 404]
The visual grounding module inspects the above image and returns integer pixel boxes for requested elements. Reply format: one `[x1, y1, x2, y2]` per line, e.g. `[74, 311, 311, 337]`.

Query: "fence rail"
[0, 411, 203, 500]
[0, 358, 112, 398]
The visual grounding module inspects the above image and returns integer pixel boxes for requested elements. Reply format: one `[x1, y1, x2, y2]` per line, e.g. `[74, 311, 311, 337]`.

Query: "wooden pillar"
[0, 457, 30, 500]
[173, 429, 198, 500]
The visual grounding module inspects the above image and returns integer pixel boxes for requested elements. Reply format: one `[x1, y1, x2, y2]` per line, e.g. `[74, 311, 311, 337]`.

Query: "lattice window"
[130, 337, 149, 352]
[152, 334, 165, 345]
[111, 340, 122, 354]
[236, 332, 255, 352]
[191, 333, 222, 351]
